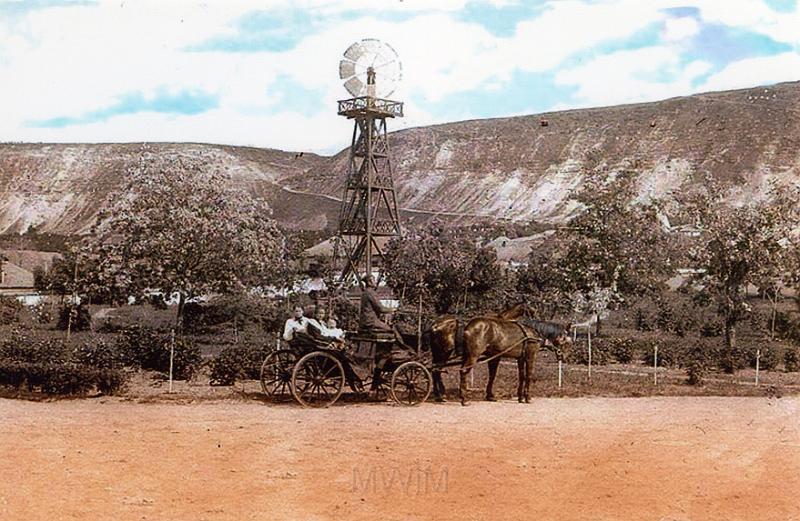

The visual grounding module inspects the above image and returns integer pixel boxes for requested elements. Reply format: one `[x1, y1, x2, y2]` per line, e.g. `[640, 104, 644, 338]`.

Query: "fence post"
[755, 348, 761, 386]
[587, 330, 592, 380]
[558, 360, 563, 388]
[416, 293, 423, 357]
[653, 345, 658, 386]
[168, 329, 175, 394]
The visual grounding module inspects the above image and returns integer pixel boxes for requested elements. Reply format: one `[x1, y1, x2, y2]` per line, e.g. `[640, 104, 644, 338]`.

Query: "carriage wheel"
[390, 361, 432, 406]
[291, 351, 345, 408]
[260, 350, 297, 399]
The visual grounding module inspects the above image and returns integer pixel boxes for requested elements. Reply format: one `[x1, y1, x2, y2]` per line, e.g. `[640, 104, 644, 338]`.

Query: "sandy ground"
[1, 397, 799, 521]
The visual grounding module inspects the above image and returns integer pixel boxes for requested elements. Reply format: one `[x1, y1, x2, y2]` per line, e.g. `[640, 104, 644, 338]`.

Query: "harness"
[460, 320, 540, 372]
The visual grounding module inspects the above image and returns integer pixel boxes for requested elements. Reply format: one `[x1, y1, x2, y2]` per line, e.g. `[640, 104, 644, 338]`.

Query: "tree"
[383, 223, 505, 315]
[83, 156, 291, 329]
[520, 170, 674, 330]
[685, 183, 798, 372]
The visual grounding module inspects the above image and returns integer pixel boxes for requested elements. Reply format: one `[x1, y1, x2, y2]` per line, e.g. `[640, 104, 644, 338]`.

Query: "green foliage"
[521, 170, 675, 320]
[182, 293, 283, 334]
[683, 182, 799, 367]
[0, 332, 125, 395]
[384, 223, 506, 314]
[81, 156, 292, 327]
[72, 339, 119, 369]
[604, 337, 637, 363]
[0, 296, 24, 325]
[56, 303, 91, 332]
[784, 348, 800, 372]
[114, 325, 201, 379]
[565, 339, 611, 365]
[747, 343, 782, 371]
[209, 343, 270, 386]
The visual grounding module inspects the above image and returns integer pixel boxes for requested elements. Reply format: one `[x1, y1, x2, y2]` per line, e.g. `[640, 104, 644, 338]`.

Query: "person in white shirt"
[325, 318, 345, 340]
[307, 307, 345, 344]
[283, 306, 309, 341]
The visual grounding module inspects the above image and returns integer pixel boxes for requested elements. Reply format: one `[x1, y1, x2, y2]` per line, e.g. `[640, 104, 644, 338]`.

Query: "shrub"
[209, 343, 270, 386]
[0, 333, 126, 395]
[784, 348, 800, 372]
[0, 296, 24, 325]
[183, 294, 284, 334]
[56, 303, 91, 332]
[168, 337, 202, 380]
[565, 339, 611, 365]
[0, 362, 125, 395]
[72, 339, 119, 369]
[746, 343, 782, 371]
[114, 325, 201, 379]
[603, 337, 636, 363]
[0, 332, 70, 365]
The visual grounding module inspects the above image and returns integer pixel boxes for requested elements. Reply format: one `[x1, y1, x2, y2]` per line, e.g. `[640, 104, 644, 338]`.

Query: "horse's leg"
[432, 369, 446, 402]
[524, 346, 536, 403]
[459, 352, 479, 406]
[517, 357, 525, 403]
[485, 358, 499, 401]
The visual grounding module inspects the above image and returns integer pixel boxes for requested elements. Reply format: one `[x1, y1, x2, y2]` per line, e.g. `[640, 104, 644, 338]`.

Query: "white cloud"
[555, 46, 712, 107]
[0, 0, 796, 152]
[688, 0, 800, 45]
[662, 16, 700, 42]
[699, 52, 800, 92]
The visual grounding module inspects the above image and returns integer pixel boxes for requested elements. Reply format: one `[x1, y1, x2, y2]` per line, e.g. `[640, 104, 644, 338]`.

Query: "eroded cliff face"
[2, 81, 799, 235]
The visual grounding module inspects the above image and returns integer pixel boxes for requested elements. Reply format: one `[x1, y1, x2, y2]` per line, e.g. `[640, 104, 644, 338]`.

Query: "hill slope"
[2, 81, 799, 234]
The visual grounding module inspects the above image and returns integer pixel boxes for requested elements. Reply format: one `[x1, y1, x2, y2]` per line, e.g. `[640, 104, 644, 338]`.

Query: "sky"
[1, 0, 799, 154]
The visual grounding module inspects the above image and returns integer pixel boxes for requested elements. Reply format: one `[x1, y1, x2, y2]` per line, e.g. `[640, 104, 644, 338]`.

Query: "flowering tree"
[83, 156, 291, 329]
[685, 182, 798, 371]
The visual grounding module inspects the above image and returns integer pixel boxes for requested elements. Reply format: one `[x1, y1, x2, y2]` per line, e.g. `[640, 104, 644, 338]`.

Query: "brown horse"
[429, 304, 574, 404]
[428, 303, 531, 402]
[459, 317, 542, 405]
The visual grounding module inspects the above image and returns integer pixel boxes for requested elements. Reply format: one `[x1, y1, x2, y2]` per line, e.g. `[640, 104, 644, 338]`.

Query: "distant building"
[0, 255, 36, 297]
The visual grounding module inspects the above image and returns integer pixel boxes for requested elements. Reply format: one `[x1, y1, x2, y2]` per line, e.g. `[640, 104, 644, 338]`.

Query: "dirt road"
[1, 397, 798, 521]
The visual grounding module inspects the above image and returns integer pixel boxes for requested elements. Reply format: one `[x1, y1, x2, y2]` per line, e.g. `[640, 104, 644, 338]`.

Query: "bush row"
[565, 332, 800, 384]
[208, 342, 271, 386]
[0, 325, 204, 395]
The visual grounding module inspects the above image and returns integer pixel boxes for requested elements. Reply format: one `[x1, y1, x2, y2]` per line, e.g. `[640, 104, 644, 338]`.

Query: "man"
[359, 275, 394, 333]
[282, 306, 309, 342]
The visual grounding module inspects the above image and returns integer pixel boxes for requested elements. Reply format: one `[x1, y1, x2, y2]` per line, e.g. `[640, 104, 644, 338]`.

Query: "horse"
[428, 303, 531, 402]
[459, 316, 543, 405]
[429, 304, 574, 404]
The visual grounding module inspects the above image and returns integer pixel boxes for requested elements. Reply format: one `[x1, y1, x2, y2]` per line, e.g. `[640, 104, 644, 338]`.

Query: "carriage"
[259, 327, 433, 408]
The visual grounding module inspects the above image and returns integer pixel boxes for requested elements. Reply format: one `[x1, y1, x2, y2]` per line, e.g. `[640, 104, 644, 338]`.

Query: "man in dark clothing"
[359, 275, 394, 333]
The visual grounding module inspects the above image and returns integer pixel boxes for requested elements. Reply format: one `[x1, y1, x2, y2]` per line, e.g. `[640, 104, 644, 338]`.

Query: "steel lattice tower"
[334, 95, 403, 285]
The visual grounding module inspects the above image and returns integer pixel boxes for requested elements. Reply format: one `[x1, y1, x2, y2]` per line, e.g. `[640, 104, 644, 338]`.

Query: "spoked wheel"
[390, 361, 432, 406]
[364, 372, 390, 401]
[291, 351, 345, 408]
[260, 350, 297, 399]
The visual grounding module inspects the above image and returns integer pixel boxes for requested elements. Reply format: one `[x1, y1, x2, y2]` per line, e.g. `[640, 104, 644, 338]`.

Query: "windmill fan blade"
[339, 60, 356, 80]
[344, 43, 366, 62]
[344, 77, 366, 97]
[340, 39, 402, 98]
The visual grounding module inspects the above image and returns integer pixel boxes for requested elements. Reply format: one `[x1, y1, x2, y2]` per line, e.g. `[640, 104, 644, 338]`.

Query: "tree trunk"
[176, 292, 186, 334]
[723, 314, 737, 374]
[595, 314, 602, 337]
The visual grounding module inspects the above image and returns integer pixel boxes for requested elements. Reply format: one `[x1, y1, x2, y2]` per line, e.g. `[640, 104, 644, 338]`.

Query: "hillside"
[1, 81, 799, 235]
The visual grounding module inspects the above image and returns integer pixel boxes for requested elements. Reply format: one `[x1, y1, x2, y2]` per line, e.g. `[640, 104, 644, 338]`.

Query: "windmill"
[333, 39, 404, 286]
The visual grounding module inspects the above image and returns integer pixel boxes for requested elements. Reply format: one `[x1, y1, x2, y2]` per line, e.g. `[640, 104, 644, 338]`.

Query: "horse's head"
[548, 322, 573, 361]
